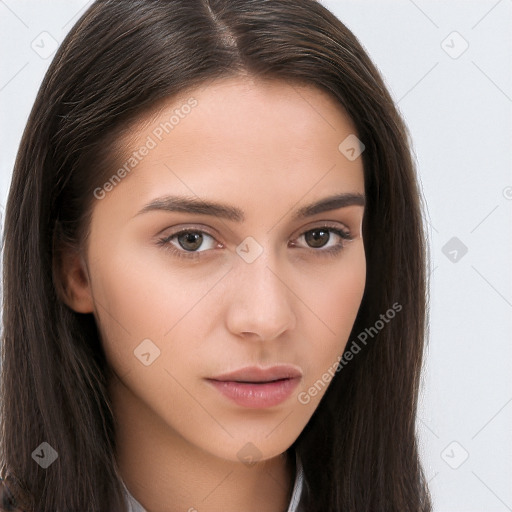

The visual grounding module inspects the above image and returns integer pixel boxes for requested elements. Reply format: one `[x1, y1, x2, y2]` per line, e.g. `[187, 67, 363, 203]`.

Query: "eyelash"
[156, 224, 354, 261]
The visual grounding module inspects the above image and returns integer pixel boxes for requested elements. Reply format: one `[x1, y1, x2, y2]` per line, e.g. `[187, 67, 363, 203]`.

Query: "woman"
[0, 0, 432, 510]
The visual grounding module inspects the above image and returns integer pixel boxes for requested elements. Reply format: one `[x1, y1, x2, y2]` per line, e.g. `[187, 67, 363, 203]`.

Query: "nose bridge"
[226, 235, 296, 339]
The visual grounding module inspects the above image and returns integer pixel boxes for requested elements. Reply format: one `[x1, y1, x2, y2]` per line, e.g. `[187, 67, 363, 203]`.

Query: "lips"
[205, 365, 303, 408]
[208, 364, 303, 383]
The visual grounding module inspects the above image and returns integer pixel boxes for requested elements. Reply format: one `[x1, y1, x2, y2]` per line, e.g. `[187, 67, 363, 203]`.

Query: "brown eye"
[156, 228, 219, 261]
[304, 228, 331, 248]
[176, 231, 204, 251]
[291, 225, 353, 258]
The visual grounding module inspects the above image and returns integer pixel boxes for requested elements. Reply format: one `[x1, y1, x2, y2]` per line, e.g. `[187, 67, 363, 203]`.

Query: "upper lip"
[208, 364, 303, 383]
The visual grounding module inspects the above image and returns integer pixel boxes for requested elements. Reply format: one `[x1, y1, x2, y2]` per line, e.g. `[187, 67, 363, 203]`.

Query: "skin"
[60, 76, 366, 512]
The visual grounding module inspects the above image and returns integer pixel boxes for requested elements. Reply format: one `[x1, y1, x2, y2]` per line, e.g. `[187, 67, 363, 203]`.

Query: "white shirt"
[121, 450, 304, 512]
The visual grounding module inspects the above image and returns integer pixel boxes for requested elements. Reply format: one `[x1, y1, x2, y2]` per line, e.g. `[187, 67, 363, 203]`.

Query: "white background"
[1, 1, 511, 510]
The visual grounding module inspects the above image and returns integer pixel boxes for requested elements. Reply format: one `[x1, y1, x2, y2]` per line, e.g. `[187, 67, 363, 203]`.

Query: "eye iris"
[178, 232, 203, 251]
[305, 229, 329, 248]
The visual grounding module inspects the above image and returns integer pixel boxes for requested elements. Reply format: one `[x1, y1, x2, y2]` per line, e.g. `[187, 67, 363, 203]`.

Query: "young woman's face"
[76, 76, 366, 462]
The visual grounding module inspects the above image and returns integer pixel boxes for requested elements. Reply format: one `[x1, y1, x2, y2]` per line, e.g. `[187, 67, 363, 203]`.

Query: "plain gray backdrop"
[1, 1, 511, 511]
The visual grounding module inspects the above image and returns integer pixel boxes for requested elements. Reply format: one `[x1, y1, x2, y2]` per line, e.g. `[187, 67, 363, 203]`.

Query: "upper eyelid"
[160, 221, 352, 240]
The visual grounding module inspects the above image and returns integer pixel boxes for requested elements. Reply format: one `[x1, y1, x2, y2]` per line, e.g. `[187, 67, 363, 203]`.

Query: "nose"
[224, 248, 297, 341]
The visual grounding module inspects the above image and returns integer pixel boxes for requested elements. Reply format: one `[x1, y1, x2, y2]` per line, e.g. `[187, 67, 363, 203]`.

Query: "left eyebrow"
[292, 192, 365, 220]
[134, 192, 365, 222]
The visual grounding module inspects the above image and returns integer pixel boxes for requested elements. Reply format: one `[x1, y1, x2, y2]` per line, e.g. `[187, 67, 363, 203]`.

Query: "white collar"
[121, 450, 304, 512]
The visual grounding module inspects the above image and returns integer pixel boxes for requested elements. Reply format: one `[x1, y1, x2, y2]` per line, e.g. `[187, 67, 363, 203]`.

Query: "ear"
[54, 244, 95, 314]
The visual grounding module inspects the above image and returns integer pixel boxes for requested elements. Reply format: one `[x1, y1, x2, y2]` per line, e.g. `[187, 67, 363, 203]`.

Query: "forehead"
[94, 76, 365, 221]
[138, 75, 359, 149]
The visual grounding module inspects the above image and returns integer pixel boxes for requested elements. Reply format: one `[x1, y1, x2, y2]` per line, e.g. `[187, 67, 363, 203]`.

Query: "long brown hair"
[1, 0, 432, 510]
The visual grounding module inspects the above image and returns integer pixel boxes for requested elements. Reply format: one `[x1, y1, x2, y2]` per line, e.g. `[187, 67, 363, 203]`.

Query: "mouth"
[205, 377, 301, 409]
[208, 364, 303, 383]
[205, 364, 303, 408]
[218, 377, 291, 384]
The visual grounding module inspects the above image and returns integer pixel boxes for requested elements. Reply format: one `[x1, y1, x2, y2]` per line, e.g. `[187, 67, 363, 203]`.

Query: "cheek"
[329, 262, 366, 333]
[298, 249, 366, 391]
[307, 247, 366, 337]
[88, 240, 220, 372]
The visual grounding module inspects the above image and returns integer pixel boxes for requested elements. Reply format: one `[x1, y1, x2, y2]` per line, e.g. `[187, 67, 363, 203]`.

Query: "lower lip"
[206, 377, 300, 408]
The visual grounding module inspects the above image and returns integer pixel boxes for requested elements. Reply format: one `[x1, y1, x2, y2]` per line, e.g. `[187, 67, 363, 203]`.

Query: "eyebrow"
[134, 192, 365, 222]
